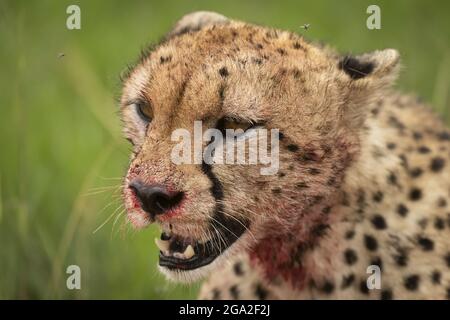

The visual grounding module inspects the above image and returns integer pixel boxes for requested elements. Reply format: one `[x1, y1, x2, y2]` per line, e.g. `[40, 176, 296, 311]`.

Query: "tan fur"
[120, 12, 450, 299]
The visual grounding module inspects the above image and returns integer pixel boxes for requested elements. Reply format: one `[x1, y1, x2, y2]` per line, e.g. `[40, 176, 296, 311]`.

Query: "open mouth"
[155, 217, 249, 271]
[155, 232, 221, 270]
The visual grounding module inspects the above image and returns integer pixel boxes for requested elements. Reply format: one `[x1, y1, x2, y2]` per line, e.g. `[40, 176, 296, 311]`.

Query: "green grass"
[0, 0, 448, 299]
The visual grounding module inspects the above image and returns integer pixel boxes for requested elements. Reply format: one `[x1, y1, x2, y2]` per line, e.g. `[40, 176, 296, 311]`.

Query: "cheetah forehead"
[121, 19, 329, 100]
[120, 11, 400, 139]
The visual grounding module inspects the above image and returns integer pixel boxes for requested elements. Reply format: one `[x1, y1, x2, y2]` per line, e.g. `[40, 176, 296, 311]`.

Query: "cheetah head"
[120, 12, 400, 282]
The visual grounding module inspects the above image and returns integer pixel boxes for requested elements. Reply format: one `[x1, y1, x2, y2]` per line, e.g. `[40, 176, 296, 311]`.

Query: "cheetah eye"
[134, 100, 153, 123]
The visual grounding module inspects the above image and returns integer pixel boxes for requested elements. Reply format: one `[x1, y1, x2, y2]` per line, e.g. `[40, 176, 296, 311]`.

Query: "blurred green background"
[0, 0, 448, 299]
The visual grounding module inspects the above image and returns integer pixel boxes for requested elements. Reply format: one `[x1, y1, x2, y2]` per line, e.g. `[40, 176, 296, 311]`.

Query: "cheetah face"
[119, 12, 399, 282]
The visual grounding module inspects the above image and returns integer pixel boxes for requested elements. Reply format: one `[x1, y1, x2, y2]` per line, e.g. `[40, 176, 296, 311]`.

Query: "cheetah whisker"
[93, 203, 125, 234]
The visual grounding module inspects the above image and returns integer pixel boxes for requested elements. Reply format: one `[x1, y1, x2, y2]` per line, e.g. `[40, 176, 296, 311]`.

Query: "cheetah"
[119, 11, 450, 299]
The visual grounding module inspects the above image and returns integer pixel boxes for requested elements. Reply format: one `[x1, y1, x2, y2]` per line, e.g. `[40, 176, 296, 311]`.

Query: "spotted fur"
[120, 12, 450, 299]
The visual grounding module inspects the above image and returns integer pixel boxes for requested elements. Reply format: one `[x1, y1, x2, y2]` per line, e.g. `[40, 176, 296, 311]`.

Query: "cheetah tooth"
[155, 238, 170, 252]
[183, 245, 195, 259]
[171, 245, 195, 260]
[173, 252, 185, 259]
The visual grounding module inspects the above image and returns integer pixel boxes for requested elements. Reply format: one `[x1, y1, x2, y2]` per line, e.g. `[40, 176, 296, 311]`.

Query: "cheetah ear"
[165, 11, 230, 39]
[340, 49, 400, 129]
[339, 49, 400, 82]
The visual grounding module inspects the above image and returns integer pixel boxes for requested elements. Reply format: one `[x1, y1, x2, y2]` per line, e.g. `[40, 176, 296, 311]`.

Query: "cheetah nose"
[129, 180, 184, 219]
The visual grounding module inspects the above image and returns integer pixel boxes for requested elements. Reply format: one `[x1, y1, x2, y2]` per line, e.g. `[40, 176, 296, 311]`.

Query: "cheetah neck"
[248, 118, 391, 291]
[248, 192, 346, 290]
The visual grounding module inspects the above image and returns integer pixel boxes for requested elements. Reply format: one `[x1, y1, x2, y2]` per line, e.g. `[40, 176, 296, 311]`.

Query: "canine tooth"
[173, 252, 185, 259]
[183, 245, 195, 259]
[155, 238, 170, 252]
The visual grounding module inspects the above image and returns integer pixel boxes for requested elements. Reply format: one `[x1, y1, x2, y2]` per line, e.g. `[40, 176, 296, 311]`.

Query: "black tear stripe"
[201, 161, 225, 201]
[201, 161, 249, 252]
[201, 118, 249, 252]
